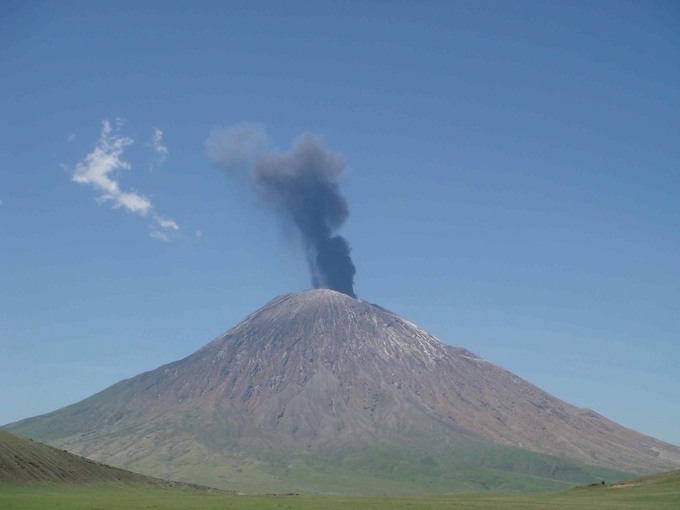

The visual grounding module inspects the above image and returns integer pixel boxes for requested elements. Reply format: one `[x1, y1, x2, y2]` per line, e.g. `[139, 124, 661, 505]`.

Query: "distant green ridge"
[0, 429, 208, 489]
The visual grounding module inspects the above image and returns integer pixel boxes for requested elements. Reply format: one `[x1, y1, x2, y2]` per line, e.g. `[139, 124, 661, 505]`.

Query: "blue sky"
[1, 1, 679, 446]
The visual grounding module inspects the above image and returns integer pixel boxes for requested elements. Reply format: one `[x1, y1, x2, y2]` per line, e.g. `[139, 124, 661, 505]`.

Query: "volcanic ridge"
[5, 289, 680, 494]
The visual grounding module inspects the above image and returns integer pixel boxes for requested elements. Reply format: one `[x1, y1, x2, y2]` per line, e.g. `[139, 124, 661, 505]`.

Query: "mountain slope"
[0, 429, 200, 487]
[609, 468, 680, 490]
[5, 289, 680, 494]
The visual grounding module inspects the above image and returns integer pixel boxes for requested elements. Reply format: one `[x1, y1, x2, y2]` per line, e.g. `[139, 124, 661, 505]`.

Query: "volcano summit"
[6, 289, 680, 494]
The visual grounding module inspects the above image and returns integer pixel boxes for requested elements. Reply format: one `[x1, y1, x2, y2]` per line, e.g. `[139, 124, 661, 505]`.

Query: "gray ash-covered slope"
[6, 289, 680, 494]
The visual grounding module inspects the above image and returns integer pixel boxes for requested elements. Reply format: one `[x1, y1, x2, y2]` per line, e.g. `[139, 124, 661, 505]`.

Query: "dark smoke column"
[253, 135, 356, 297]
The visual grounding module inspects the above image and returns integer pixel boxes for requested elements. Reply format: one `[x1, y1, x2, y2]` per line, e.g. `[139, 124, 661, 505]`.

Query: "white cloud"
[149, 128, 168, 167]
[73, 120, 152, 214]
[72, 120, 179, 240]
[115, 190, 153, 214]
[154, 215, 179, 231]
[150, 230, 170, 242]
[149, 216, 179, 242]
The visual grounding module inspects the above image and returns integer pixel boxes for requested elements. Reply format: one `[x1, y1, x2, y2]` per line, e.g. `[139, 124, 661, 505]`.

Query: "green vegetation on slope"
[227, 442, 631, 496]
[3, 421, 631, 495]
[0, 429, 201, 489]
[94, 434, 630, 495]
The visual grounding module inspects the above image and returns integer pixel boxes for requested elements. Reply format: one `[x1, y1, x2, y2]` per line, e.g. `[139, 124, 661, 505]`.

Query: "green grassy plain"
[1, 476, 678, 510]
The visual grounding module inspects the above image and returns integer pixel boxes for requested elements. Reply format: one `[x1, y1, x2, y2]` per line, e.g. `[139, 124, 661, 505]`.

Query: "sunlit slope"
[6, 290, 679, 494]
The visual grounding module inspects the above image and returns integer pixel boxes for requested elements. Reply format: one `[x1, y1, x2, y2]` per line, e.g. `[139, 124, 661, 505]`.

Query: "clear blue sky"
[1, 1, 679, 446]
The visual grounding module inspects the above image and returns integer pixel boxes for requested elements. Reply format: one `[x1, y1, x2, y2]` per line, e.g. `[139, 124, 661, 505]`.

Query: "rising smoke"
[206, 125, 356, 297]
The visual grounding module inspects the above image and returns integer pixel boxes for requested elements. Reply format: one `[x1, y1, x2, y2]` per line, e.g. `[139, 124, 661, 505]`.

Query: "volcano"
[5, 289, 680, 494]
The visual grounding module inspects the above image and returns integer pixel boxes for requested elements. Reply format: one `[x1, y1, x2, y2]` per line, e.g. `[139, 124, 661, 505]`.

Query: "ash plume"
[207, 125, 356, 297]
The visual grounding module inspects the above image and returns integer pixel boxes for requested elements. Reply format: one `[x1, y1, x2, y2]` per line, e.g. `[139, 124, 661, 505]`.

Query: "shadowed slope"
[0, 429, 202, 488]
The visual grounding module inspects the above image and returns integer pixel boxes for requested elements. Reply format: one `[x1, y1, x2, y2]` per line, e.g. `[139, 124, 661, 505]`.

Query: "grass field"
[1, 476, 679, 510]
